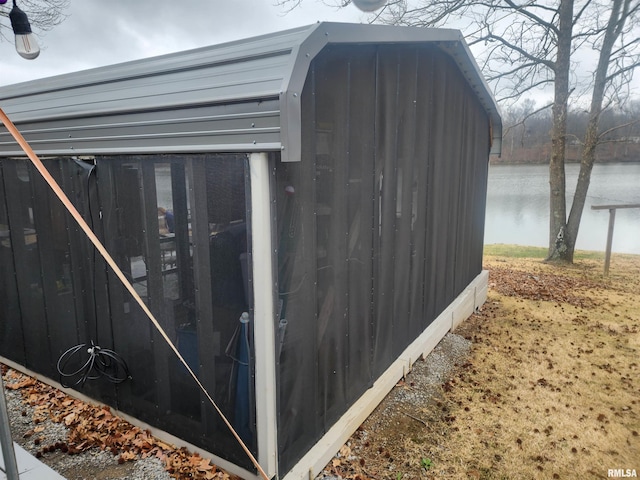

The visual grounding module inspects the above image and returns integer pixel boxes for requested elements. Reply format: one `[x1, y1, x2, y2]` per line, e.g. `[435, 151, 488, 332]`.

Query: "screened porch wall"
[275, 44, 490, 474]
[0, 154, 257, 471]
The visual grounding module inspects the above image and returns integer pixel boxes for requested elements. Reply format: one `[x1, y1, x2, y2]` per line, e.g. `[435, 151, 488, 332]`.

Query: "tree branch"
[484, 32, 556, 70]
[597, 118, 640, 141]
[504, 0, 559, 35]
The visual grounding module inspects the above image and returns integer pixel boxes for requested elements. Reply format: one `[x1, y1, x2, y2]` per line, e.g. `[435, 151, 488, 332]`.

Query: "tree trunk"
[546, 0, 574, 262]
[565, 0, 626, 260]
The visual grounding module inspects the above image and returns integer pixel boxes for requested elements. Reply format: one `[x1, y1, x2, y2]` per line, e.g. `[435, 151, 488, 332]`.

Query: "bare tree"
[0, 0, 69, 44]
[279, 0, 640, 263]
[559, 0, 640, 261]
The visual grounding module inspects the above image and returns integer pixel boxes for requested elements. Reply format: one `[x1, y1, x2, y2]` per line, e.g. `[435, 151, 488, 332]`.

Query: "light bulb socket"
[9, 2, 34, 35]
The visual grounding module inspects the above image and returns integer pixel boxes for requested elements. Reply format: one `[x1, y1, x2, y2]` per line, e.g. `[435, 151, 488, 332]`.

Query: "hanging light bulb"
[9, 0, 40, 60]
[352, 0, 387, 12]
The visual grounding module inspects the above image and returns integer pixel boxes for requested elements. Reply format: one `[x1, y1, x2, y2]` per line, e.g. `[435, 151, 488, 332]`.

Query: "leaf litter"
[2, 365, 237, 480]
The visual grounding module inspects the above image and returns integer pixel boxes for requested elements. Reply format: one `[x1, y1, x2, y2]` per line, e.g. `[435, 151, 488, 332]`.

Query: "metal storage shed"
[0, 22, 501, 480]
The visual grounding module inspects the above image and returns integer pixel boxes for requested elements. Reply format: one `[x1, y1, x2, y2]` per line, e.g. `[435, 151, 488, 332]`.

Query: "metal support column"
[0, 375, 19, 480]
[249, 152, 278, 479]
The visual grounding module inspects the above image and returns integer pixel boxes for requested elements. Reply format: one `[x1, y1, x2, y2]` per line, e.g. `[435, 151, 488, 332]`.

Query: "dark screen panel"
[2, 161, 53, 376]
[373, 45, 400, 377]
[0, 161, 26, 365]
[0, 154, 256, 471]
[344, 49, 377, 403]
[314, 47, 351, 428]
[276, 44, 491, 476]
[393, 48, 420, 353]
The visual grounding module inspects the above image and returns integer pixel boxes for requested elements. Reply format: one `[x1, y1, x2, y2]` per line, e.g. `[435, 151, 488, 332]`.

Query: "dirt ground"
[3, 246, 639, 479]
[321, 247, 640, 480]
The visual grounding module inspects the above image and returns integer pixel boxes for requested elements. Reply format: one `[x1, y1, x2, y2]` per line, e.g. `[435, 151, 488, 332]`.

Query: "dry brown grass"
[325, 251, 640, 480]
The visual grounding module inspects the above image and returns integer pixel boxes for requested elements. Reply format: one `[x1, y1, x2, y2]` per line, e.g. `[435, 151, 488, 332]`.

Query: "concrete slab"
[1, 442, 66, 480]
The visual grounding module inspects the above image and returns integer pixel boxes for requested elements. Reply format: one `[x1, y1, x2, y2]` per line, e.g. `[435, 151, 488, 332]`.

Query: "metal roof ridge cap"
[317, 21, 464, 43]
[0, 26, 316, 101]
[0, 50, 295, 103]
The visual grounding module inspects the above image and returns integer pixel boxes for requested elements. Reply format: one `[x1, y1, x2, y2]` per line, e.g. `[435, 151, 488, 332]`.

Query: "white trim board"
[282, 269, 488, 480]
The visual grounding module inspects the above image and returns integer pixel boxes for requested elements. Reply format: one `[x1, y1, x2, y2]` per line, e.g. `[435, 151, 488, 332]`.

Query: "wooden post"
[591, 203, 640, 275]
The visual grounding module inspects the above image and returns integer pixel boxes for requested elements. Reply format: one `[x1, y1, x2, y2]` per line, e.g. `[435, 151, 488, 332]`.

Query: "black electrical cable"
[56, 341, 130, 388]
[56, 159, 131, 388]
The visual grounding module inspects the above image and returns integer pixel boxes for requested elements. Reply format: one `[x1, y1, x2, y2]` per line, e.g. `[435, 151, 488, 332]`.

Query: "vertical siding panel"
[411, 48, 435, 330]
[3, 162, 53, 376]
[89, 162, 116, 400]
[32, 162, 75, 364]
[454, 91, 472, 293]
[97, 158, 133, 412]
[314, 49, 349, 427]
[275, 64, 321, 472]
[139, 161, 172, 419]
[345, 47, 376, 398]
[170, 162, 193, 298]
[393, 47, 419, 353]
[0, 161, 26, 365]
[373, 46, 399, 376]
[186, 157, 216, 433]
[472, 105, 491, 273]
[425, 54, 447, 321]
[443, 64, 463, 304]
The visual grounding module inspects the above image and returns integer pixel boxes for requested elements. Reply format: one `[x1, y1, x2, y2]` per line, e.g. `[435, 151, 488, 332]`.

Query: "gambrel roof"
[0, 22, 501, 160]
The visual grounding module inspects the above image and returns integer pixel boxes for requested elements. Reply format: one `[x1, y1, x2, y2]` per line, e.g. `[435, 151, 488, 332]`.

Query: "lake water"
[484, 163, 640, 254]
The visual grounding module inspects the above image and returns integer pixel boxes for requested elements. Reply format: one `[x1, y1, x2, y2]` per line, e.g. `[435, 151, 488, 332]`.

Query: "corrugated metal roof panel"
[0, 24, 313, 103]
[5, 55, 286, 119]
[0, 99, 281, 156]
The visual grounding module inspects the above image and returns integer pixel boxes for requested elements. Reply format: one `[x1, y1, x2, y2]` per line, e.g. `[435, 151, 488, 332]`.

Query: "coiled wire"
[56, 341, 130, 388]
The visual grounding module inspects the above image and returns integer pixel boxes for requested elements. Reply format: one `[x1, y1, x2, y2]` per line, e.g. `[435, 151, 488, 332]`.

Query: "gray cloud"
[1, 0, 364, 85]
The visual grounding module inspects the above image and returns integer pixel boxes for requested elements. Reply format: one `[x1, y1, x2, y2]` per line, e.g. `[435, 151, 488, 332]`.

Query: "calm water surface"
[484, 163, 640, 254]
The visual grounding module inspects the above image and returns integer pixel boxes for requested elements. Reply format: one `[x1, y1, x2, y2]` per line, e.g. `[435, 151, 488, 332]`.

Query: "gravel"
[368, 332, 471, 420]
[395, 333, 471, 402]
[4, 386, 171, 480]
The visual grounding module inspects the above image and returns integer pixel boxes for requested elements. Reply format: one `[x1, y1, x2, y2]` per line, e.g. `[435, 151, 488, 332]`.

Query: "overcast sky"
[1, 1, 638, 107]
[1, 0, 366, 86]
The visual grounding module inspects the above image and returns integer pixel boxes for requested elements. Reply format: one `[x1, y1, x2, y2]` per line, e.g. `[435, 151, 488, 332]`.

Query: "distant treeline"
[495, 100, 640, 164]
